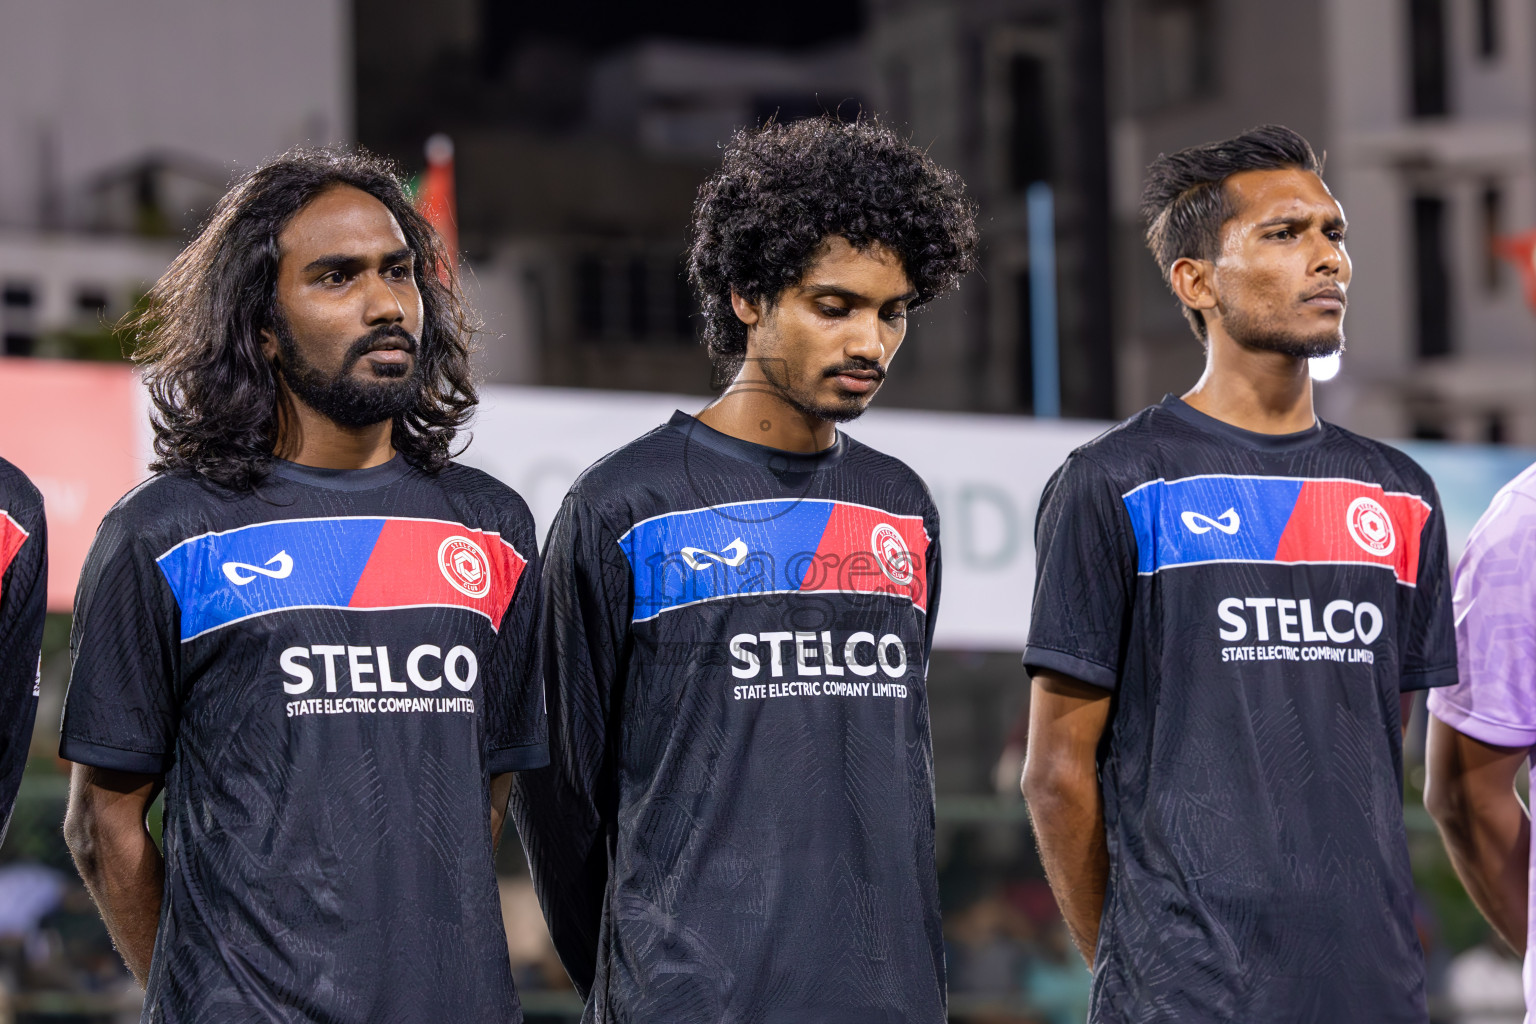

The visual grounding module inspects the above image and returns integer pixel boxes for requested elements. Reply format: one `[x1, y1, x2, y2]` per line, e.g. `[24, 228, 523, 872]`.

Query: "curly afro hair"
[687, 116, 978, 380]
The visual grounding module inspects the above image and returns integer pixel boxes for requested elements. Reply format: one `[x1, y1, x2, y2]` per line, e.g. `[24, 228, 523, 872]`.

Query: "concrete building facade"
[1108, 0, 1536, 444]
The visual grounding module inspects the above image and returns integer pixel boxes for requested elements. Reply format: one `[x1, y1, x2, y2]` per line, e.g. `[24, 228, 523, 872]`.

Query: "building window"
[1408, 0, 1449, 116]
[1412, 418, 1448, 440]
[76, 285, 110, 320]
[2, 282, 35, 356]
[1412, 195, 1453, 359]
[1014, 271, 1034, 413]
[574, 251, 696, 345]
[1133, 0, 1217, 111]
[1009, 54, 1053, 191]
[673, 258, 695, 338]
[575, 256, 604, 337]
[1481, 183, 1504, 293]
[1476, 0, 1498, 59]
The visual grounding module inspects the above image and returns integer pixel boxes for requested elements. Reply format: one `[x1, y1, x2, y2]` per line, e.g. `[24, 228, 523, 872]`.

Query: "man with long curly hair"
[59, 149, 547, 1023]
[510, 116, 978, 1023]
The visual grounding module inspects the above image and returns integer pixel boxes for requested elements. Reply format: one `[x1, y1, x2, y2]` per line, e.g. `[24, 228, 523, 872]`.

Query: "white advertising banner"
[459, 386, 1106, 651]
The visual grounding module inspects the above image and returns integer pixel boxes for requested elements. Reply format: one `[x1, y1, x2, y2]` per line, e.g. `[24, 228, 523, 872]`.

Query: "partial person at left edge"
[0, 456, 45, 844]
[59, 149, 547, 1024]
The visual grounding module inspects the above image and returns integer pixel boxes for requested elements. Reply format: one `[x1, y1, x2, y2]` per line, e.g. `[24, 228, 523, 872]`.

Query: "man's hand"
[489, 772, 513, 853]
[1424, 715, 1532, 954]
[1021, 670, 1113, 967]
[63, 764, 165, 985]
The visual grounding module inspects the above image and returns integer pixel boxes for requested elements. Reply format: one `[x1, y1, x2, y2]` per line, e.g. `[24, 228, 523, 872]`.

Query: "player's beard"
[272, 315, 423, 428]
[1219, 301, 1345, 359]
[758, 355, 885, 424]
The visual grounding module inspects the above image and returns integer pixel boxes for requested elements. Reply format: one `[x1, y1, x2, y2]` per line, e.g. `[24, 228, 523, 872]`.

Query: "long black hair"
[130, 146, 477, 490]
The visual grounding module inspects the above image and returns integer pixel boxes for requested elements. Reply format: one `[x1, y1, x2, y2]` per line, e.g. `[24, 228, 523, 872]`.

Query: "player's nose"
[845, 311, 886, 363]
[362, 272, 406, 325]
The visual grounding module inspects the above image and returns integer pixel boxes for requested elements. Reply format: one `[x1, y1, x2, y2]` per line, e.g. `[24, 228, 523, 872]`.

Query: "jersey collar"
[667, 410, 845, 472]
[1160, 395, 1326, 452]
[268, 455, 410, 491]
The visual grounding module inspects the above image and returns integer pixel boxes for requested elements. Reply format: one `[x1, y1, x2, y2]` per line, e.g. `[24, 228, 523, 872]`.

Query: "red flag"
[415, 133, 458, 279]
[1495, 229, 1536, 311]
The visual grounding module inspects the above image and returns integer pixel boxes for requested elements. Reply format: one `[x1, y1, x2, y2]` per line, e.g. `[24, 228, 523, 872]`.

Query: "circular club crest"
[871, 522, 914, 586]
[1345, 497, 1396, 556]
[438, 535, 492, 598]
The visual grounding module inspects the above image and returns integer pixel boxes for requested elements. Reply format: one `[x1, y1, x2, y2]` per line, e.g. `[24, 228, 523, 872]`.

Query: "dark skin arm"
[1424, 714, 1531, 953]
[62, 764, 165, 986]
[489, 772, 513, 853]
[1020, 669, 1113, 967]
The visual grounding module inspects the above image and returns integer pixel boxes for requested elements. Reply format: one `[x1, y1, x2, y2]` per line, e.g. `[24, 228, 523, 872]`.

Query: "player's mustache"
[342, 324, 418, 368]
[822, 358, 886, 381]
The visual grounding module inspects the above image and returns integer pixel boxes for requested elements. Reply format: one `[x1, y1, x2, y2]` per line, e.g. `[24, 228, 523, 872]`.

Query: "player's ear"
[1168, 257, 1218, 319]
[730, 290, 762, 327]
[258, 324, 280, 362]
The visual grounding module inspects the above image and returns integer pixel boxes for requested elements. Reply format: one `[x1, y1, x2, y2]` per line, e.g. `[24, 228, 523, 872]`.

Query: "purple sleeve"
[1427, 488, 1536, 747]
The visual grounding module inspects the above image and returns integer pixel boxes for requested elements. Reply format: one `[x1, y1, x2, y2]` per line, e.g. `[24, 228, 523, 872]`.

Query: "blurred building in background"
[0, 0, 349, 359]
[1109, 0, 1536, 445]
[5, 0, 1530, 440]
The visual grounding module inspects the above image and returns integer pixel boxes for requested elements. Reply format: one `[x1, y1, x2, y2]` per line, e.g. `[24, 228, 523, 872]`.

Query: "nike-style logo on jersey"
[620, 498, 930, 622]
[681, 537, 748, 570]
[157, 516, 527, 640]
[0, 510, 29, 605]
[222, 550, 294, 585]
[1181, 508, 1240, 535]
[1123, 475, 1431, 585]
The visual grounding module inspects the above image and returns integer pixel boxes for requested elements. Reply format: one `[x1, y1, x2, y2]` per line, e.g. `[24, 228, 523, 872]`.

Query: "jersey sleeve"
[1426, 490, 1536, 744]
[0, 489, 46, 844]
[923, 525, 942, 669]
[484, 500, 549, 774]
[1400, 481, 1457, 692]
[1023, 453, 1136, 690]
[507, 490, 631, 999]
[59, 509, 181, 775]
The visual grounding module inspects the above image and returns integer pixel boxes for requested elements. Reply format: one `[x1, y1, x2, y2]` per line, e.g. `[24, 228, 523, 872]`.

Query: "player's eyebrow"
[301, 248, 414, 275]
[1254, 213, 1347, 232]
[803, 284, 920, 304]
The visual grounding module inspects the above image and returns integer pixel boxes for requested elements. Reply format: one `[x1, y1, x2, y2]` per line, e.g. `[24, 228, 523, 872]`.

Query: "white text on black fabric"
[728, 630, 913, 701]
[280, 643, 480, 717]
[1216, 597, 1380, 665]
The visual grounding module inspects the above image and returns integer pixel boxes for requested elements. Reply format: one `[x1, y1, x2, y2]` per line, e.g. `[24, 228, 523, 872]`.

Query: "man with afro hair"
[511, 115, 976, 1023]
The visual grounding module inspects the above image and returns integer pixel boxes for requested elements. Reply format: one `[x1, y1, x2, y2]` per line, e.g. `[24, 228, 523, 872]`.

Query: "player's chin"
[817, 387, 877, 423]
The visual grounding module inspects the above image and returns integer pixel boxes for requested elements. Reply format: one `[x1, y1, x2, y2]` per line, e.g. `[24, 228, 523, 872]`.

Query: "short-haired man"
[1424, 467, 1536, 1019]
[1021, 125, 1455, 1020]
[511, 117, 977, 1022]
[61, 150, 547, 1022]
[0, 456, 45, 843]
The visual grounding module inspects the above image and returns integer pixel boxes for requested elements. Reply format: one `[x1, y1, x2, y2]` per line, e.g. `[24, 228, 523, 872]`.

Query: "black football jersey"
[1025, 397, 1455, 1022]
[510, 411, 946, 1024]
[0, 455, 45, 845]
[60, 457, 546, 1024]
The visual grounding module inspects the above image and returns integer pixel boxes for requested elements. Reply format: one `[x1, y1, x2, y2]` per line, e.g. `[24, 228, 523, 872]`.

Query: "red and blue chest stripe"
[156, 516, 526, 641]
[619, 499, 930, 623]
[1120, 475, 1431, 585]
[0, 510, 29, 605]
